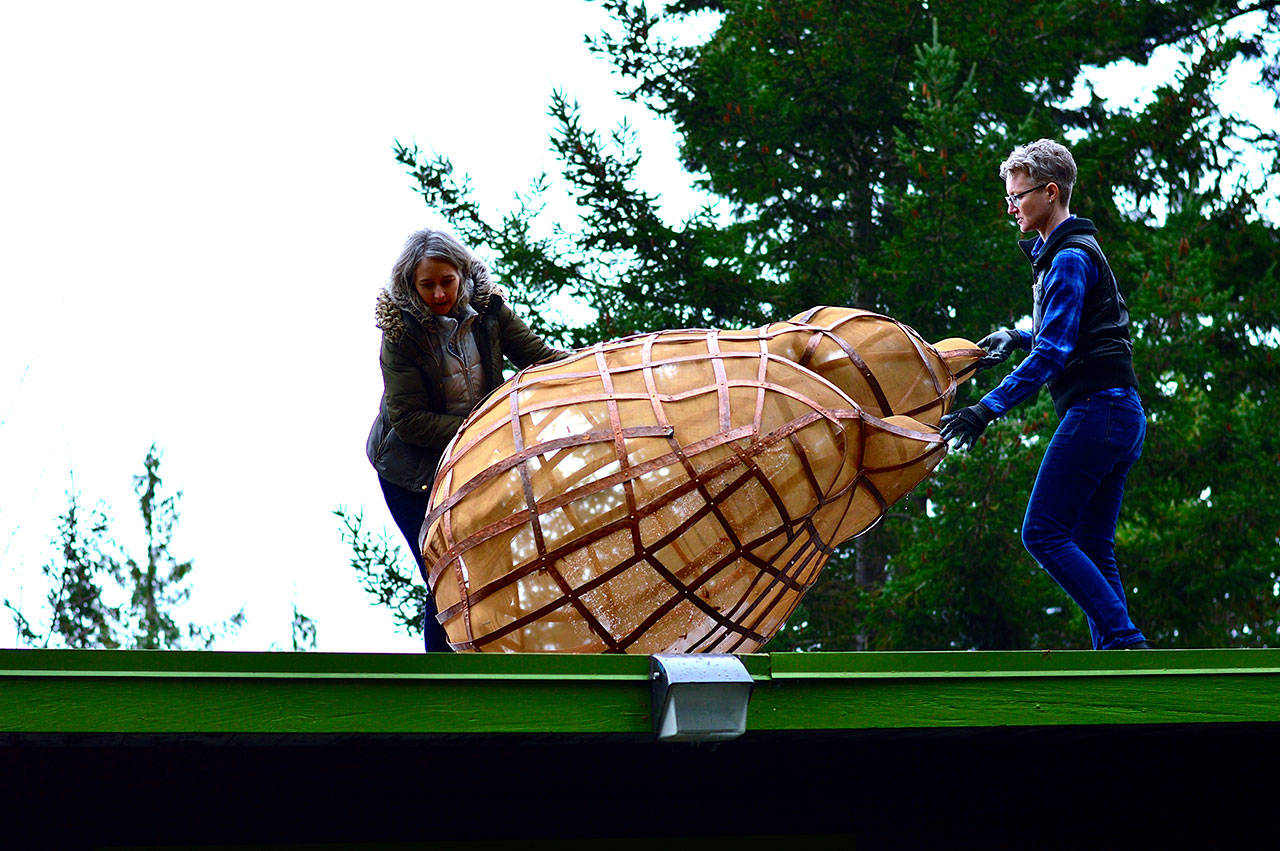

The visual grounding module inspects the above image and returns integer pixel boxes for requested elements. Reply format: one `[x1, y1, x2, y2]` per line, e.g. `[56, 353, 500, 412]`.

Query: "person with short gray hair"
[998, 138, 1077, 208]
[941, 139, 1150, 650]
[366, 228, 568, 651]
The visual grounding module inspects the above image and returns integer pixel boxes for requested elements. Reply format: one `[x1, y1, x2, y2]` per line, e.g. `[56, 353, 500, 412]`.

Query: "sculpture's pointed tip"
[934, 338, 985, 386]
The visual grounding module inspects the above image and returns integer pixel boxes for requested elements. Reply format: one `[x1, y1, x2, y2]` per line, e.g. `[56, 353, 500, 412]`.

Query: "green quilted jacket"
[366, 287, 564, 492]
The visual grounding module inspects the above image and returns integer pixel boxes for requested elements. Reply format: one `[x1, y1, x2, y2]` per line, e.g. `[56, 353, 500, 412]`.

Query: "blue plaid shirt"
[980, 223, 1115, 417]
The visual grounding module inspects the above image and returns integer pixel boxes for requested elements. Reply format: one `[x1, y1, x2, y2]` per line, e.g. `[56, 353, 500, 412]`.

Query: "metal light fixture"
[649, 654, 754, 743]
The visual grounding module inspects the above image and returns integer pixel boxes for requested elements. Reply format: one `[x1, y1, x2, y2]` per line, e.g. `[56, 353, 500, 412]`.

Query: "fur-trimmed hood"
[374, 289, 409, 344]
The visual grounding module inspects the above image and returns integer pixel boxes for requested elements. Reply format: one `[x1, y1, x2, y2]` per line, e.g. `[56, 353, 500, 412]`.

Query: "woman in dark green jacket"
[366, 229, 565, 651]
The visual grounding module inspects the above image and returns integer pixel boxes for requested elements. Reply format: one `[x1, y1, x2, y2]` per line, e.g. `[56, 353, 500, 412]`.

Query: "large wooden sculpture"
[421, 307, 983, 652]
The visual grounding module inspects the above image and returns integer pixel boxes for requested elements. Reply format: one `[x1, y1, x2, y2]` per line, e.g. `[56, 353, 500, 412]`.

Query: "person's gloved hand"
[939, 402, 996, 451]
[976, 329, 1020, 370]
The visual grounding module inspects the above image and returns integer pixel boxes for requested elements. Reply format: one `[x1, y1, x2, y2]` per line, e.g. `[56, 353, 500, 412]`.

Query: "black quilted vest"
[1022, 218, 1138, 417]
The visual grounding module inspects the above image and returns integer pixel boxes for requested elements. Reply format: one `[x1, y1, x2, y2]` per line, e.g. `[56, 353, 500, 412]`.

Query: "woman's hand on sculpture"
[939, 402, 996, 451]
[976, 329, 1020, 370]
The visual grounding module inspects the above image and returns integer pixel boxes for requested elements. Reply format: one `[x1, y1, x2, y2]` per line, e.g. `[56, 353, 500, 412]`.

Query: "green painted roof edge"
[4, 648, 1279, 735]
[767, 647, 1280, 676]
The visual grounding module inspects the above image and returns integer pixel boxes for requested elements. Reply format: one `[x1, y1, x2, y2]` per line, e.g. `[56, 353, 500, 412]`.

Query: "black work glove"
[939, 402, 996, 451]
[976, 329, 1021, 370]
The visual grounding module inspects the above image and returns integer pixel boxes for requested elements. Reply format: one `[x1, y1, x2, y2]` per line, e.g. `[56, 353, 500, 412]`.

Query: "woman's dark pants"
[378, 476, 452, 652]
[1021, 388, 1148, 649]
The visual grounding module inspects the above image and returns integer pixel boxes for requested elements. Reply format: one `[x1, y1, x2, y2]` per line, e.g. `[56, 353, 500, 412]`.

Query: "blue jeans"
[378, 476, 453, 653]
[1021, 388, 1147, 649]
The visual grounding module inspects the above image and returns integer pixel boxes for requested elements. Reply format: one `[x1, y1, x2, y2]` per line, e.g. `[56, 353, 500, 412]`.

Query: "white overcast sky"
[1, 2, 1275, 652]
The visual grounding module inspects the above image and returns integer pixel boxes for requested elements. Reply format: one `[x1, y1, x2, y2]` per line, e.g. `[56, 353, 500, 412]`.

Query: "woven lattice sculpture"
[422, 307, 983, 652]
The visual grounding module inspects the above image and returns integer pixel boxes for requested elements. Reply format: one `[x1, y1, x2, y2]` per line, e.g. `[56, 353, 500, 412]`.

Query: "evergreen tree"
[335, 506, 427, 638]
[6, 445, 246, 649]
[291, 604, 319, 652]
[126, 444, 190, 648]
[4, 485, 123, 649]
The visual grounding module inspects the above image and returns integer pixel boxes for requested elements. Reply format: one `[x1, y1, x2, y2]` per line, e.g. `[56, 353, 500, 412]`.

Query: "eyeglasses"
[1004, 182, 1049, 208]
